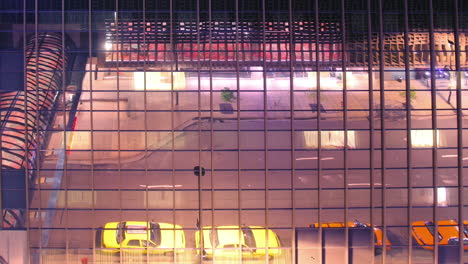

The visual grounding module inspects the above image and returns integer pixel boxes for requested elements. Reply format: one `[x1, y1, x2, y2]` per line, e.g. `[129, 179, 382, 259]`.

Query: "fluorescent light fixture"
[105, 42, 112, 50]
[348, 183, 382, 186]
[442, 154, 458, 158]
[296, 157, 318, 160]
[134, 72, 186, 90]
[411, 130, 441, 148]
[139, 184, 182, 189]
[440, 154, 468, 160]
[304, 130, 356, 149]
[295, 157, 335, 161]
[437, 187, 448, 207]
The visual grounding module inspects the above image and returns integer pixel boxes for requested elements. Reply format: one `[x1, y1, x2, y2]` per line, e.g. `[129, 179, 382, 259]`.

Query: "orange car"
[310, 221, 391, 255]
[412, 220, 468, 250]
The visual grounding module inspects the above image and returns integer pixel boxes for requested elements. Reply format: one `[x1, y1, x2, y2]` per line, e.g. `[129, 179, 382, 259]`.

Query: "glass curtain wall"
[0, 0, 468, 263]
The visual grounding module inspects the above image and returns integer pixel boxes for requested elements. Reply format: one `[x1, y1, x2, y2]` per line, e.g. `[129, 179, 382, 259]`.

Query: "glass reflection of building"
[0, 0, 467, 263]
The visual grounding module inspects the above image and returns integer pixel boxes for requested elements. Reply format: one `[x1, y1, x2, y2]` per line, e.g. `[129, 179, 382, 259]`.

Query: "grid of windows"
[102, 20, 341, 65]
[1, 0, 468, 263]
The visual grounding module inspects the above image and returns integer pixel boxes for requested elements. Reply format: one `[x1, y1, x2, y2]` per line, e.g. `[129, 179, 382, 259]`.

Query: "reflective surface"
[1, 0, 468, 263]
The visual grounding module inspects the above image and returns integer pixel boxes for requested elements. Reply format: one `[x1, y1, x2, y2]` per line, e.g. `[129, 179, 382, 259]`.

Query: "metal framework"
[1, 33, 72, 231]
[0, 0, 467, 264]
[102, 20, 341, 66]
[1, 33, 71, 171]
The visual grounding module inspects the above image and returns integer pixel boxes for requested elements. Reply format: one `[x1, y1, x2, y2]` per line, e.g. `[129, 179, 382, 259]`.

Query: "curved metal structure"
[1, 33, 72, 171]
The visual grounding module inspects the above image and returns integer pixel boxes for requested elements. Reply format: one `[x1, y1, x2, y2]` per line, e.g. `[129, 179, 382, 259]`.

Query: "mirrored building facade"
[1, 0, 468, 263]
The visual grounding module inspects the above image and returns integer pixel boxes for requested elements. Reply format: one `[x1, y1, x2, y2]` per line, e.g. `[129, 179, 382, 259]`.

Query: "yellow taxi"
[310, 221, 392, 255]
[412, 220, 468, 250]
[100, 221, 185, 255]
[195, 226, 282, 260]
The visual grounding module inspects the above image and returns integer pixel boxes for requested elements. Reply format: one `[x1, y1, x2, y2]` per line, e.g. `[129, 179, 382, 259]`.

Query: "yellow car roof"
[412, 220, 460, 246]
[311, 221, 370, 228]
[103, 221, 185, 249]
[198, 226, 280, 248]
[123, 222, 151, 239]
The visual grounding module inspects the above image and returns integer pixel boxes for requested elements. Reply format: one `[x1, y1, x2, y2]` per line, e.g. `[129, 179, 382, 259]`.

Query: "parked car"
[195, 225, 282, 260]
[412, 220, 468, 250]
[415, 68, 450, 79]
[309, 221, 392, 255]
[99, 221, 185, 255]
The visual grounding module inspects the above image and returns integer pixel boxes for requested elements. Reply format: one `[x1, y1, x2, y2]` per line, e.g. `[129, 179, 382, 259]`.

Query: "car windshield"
[150, 223, 161, 246]
[117, 222, 126, 244]
[353, 222, 368, 228]
[209, 229, 220, 248]
[425, 221, 442, 242]
[463, 224, 468, 238]
[241, 227, 257, 249]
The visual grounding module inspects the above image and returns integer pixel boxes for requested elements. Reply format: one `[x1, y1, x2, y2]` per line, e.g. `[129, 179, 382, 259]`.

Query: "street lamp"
[447, 39, 454, 70]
